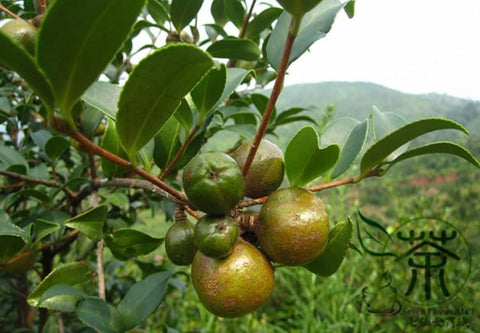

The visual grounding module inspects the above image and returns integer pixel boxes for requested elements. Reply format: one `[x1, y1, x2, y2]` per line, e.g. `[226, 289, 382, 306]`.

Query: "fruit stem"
[0, 4, 23, 20]
[242, 16, 300, 177]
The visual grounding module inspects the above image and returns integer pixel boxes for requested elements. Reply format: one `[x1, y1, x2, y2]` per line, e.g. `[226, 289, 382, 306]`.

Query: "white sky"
[285, 0, 480, 100]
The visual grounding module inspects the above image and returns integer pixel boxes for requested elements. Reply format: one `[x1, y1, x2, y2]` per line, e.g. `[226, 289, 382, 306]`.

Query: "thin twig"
[0, 4, 22, 20]
[97, 240, 106, 300]
[160, 125, 200, 180]
[0, 170, 61, 187]
[242, 17, 300, 177]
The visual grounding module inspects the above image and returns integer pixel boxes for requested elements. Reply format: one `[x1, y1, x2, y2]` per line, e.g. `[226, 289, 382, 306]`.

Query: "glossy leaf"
[211, 0, 228, 27]
[34, 219, 60, 243]
[207, 38, 261, 61]
[117, 271, 172, 329]
[344, 0, 355, 18]
[100, 120, 128, 178]
[45, 136, 70, 161]
[191, 64, 227, 119]
[174, 99, 193, 132]
[147, 0, 170, 25]
[360, 118, 468, 177]
[0, 31, 54, 109]
[0, 220, 28, 263]
[385, 142, 480, 173]
[0, 142, 28, 171]
[105, 228, 163, 260]
[28, 262, 94, 306]
[224, 0, 245, 28]
[82, 81, 121, 119]
[38, 284, 87, 312]
[285, 126, 340, 186]
[304, 219, 353, 276]
[5, 189, 50, 208]
[153, 117, 182, 170]
[65, 205, 108, 241]
[37, 0, 145, 124]
[267, 0, 344, 70]
[220, 68, 254, 103]
[170, 0, 204, 31]
[116, 44, 213, 160]
[331, 119, 368, 178]
[245, 7, 283, 39]
[76, 297, 125, 333]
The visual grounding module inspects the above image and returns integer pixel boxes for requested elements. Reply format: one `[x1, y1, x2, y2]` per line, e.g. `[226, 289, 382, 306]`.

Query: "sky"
[284, 0, 480, 100]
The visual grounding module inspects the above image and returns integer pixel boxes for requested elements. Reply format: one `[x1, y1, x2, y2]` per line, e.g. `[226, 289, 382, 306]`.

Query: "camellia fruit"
[194, 215, 239, 259]
[1, 19, 37, 54]
[182, 152, 244, 215]
[191, 239, 275, 318]
[230, 139, 284, 198]
[165, 220, 197, 265]
[257, 187, 329, 265]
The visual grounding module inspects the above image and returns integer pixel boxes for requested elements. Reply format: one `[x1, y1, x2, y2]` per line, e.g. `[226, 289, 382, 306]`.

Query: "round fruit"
[182, 152, 244, 215]
[191, 240, 275, 318]
[165, 221, 197, 265]
[194, 215, 238, 259]
[231, 139, 284, 198]
[257, 187, 329, 265]
[1, 20, 37, 54]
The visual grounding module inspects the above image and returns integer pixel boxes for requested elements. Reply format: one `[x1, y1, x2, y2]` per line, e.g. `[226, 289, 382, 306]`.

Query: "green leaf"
[147, 0, 170, 25]
[105, 228, 163, 260]
[34, 219, 60, 243]
[0, 31, 54, 109]
[116, 44, 213, 160]
[385, 142, 480, 173]
[211, 0, 228, 27]
[65, 205, 108, 241]
[360, 118, 468, 177]
[0, 142, 28, 171]
[82, 81, 121, 119]
[5, 189, 50, 208]
[82, 105, 106, 138]
[76, 297, 125, 333]
[285, 126, 340, 187]
[170, 0, 204, 32]
[267, 0, 344, 70]
[245, 7, 283, 39]
[0, 220, 28, 263]
[117, 271, 172, 329]
[45, 136, 69, 161]
[153, 117, 182, 170]
[207, 38, 261, 61]
[38, 284, 87, 312]
[191, 64, 227, 119]
[276, 0, 324, 18]
[304, 219, 353, 276]
[28, 262, 94, 306]
[174, 99, 193, 132]
[37, 0, 146, 124]
[220, 68, 254, 103]
[100, 119, 128, 178]
[224, 0, 245, 28]
[344, 0, 355, 18]
[331, 119, 368, 178]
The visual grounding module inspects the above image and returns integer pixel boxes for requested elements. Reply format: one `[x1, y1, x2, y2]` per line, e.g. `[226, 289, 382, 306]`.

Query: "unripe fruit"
[194, 215, 238, 259]
[165, 221, 197, 265]
[258, 187, 329, 265]
[182, 152, 244, 215]
[1, 20, 37, 54]
[191, 240, 275, 317]
[231, 139, 284, 198]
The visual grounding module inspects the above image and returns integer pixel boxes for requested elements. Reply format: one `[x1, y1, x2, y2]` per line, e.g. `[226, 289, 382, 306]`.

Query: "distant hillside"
[266, 81, 480, 148]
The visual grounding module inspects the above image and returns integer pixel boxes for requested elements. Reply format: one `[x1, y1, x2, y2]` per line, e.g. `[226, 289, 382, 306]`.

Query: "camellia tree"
[0, 0, 479, 331]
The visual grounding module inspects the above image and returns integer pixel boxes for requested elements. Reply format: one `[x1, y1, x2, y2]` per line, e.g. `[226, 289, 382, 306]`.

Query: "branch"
[70, 131, 189, 205]
[0, 170, 61, 187]
[0, 4, 22, 20]
[242, 16, 300, 177]
[97, 240, 106, 300]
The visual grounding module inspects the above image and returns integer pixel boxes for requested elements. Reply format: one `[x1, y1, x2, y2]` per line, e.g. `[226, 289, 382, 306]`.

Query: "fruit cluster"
[165, 140, 330, 318]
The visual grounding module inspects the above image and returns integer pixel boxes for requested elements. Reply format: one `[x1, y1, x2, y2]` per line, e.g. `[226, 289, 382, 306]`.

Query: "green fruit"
[165, 221, 197, 265]
[258, 187, 329, 265]
[1, 20, 37, 54]
[194, 215, 238, 259]
[191, 240, 275, 318]
[183, 152, 244, 215]
[231, 139, 284, 198]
